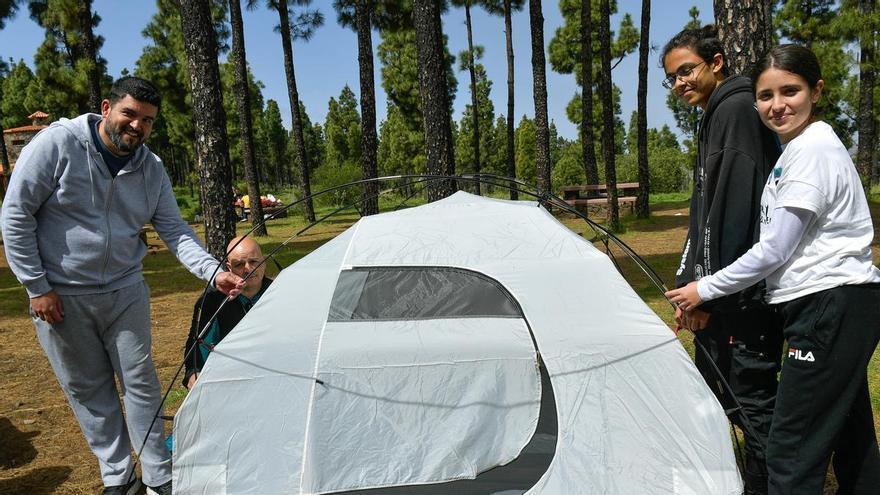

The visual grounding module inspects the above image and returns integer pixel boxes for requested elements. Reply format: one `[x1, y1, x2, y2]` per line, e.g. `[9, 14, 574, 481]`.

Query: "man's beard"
[105, 119, 145, 154]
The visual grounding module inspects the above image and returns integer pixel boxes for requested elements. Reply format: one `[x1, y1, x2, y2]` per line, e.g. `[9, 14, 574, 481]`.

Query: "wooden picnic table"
[560, 182, 641, 214]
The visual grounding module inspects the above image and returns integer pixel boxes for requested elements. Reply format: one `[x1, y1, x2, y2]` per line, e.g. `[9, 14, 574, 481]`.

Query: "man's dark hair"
[659, 25, 730, 77]
[109, 76, 161, 109]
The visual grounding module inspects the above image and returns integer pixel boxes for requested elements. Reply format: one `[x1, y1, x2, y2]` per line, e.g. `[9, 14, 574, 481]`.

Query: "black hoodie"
[675, 75, 780, 312]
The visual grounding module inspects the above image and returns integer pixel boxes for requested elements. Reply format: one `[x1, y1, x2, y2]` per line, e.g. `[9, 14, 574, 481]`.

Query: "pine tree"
[599, 0, 620, 231]
[635, 0, 650, 218]
[548, 0, 638, 192]
[529, 0, 551, 199]
[414, 0, 457, 200]
[179, 0, 237, 257]
[250, 0, 323, 222]
[484, 0, 525, 198]
[324, 85, 362, 168]
[229, 0, 266, 234]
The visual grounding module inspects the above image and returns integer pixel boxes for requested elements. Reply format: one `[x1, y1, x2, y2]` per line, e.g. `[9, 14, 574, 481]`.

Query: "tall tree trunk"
[599, 0, 620, 231]
[277, 0, 316, 222]
[529, 0, 551, 199]
[179, 0, 236, 258]
[580, 0, 599, 186]
[504, 0, 518, 199]
[714, 0, 773, 77]
[76, 0, 102, 113]
[858, 0, 876, 192]
[230, 0, 267, 235]
[356, 0, 379, 215]
[636, 0, 650, 218]
[0, 121, 9, 198]
[465, 3, 482, 195]
[413, 0, 456, 201]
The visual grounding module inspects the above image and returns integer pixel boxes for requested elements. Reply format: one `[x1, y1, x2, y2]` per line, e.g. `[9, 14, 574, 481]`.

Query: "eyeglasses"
[662, 61, 706, 89]
[227, 257, 263, 272]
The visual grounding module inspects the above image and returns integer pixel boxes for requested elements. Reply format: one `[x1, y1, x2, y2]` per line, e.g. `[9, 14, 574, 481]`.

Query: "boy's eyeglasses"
[662, 61, 706, 89]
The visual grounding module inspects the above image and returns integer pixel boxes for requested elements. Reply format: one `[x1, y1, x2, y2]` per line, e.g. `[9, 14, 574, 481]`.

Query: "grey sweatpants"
[33, 281, 171, 487]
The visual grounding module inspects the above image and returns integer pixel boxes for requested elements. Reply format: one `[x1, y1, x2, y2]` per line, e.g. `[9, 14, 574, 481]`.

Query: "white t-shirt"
[698, 121, 880, 304]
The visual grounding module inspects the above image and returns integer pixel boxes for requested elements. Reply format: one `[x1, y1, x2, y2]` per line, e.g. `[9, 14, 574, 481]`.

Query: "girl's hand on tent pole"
[665, 282, 703, 313]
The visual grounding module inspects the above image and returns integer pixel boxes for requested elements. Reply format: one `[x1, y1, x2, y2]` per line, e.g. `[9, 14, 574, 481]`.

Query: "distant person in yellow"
[241, 194, 250, 209]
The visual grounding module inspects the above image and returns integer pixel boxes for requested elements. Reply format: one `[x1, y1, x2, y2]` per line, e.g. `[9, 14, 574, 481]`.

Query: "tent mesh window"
[328, 267, 522, 321]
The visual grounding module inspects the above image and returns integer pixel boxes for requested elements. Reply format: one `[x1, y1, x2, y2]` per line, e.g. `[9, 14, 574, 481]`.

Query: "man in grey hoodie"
[1, 77, 244, 495]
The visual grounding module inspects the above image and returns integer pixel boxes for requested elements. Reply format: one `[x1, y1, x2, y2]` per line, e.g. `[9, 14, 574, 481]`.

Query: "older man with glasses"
[183, 236, 273, 390]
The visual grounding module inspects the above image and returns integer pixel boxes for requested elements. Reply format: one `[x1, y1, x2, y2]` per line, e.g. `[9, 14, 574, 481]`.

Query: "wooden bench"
[561, 182, 640, 216]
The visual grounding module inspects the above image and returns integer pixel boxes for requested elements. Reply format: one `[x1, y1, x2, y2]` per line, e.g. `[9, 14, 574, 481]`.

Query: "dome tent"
[172, 191, 741, 494]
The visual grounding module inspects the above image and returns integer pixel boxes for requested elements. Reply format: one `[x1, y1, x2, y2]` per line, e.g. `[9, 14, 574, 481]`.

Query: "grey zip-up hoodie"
[1, 113, 220, 297]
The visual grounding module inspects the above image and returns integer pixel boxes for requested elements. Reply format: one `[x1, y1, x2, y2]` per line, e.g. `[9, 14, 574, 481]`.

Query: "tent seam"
[298, 220, 363, 493]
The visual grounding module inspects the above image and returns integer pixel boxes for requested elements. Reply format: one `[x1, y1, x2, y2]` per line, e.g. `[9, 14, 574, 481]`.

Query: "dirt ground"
[0, 273, 201, 494]
[0, 202, 875, 494]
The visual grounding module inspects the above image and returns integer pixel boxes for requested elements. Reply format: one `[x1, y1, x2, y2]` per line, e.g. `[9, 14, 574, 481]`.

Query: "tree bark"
[858, 0, 876, 192]
[599, 0, 620, 231]
[0, 121, 9, 198]
[356, 0, 379, 215]
[277, 0, 316, 222]
[636, 0, 650, 218]
[465, 3, 482, 195]
[713, 0, 773, 77]
[179, 0, 237, 258]
[580, 0, 599, 186]
[413, 0, 456, 201]
[76, 0, 102, 113]
[230, 0, 267, 235]
[529, 0, 551, 200]
[504, 0, 518, 199]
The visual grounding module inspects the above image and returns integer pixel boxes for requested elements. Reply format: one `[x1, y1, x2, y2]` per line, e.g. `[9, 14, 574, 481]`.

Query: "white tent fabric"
[173, 191, 742, 494]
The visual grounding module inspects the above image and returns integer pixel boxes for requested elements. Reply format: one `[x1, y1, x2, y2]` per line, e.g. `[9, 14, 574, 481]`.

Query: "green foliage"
[454, 54, 499, 175]
[135, 0, 231, 184]
[324, 84, 362, 167]
[551, 142, 585, 188]
[220, 60, 266, 181]
[548, 0, 638, 141]
[626, 111, 680, 153]
[616, 148, 689, 193]
[514, 115, 536, 184]
[257, 99, 290, 187]
[377, 27, 457, 132]
[775, 0, 855, 146]
[173, 186, 202, 221]
[378, 104, 425, 176]
[25, 0, 112, 118]
[1, 60, 34, 128]
[312, 161, 362, 207]
[289, 101, 325, 183]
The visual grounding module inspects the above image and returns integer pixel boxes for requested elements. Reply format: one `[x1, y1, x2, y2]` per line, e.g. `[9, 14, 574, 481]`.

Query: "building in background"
[3, 111, 50, 171]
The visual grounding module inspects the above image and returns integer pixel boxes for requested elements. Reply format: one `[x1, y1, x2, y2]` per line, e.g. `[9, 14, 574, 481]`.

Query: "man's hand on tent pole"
[214, 271, 246, 298]
[683, 308, 710, 331]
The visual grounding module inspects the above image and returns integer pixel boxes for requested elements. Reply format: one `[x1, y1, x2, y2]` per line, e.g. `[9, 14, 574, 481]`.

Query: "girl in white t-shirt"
[666, 44, 880, 494]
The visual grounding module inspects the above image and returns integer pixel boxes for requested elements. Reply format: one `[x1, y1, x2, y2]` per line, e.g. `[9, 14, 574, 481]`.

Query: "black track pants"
[694, 306, 784, 495]
[768, 284, 880, 495]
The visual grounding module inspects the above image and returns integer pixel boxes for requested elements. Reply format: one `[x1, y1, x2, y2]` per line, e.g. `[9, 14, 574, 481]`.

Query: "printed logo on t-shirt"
[787, 347, 815, 362]
[760, 203, 771, 225]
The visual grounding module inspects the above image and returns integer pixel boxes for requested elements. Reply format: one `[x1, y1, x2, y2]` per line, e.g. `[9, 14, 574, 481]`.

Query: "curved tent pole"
[132, 174, 757, 484]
